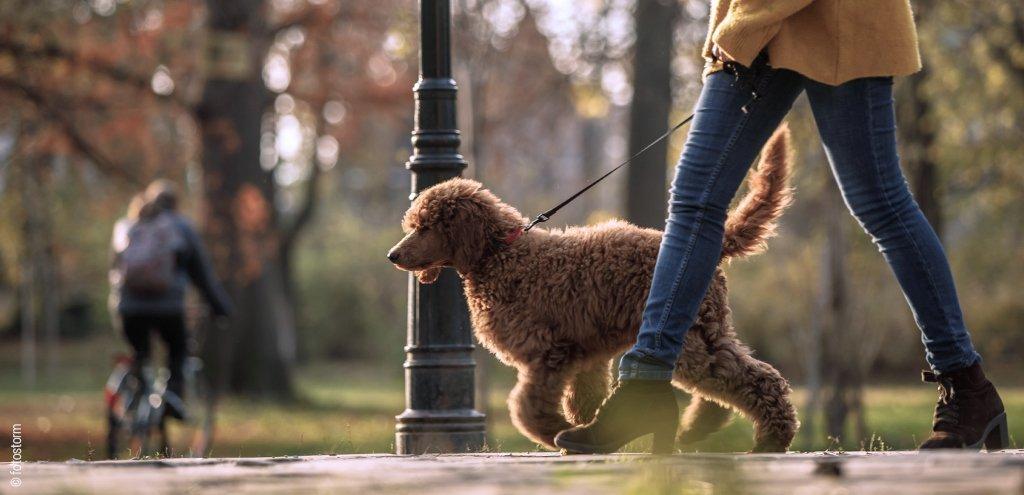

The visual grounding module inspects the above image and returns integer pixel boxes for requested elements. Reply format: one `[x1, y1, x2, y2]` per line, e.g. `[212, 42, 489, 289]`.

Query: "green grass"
[1, 338, 1021, 460]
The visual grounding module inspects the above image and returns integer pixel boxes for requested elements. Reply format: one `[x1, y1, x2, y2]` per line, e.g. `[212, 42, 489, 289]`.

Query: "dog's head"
[387, 178, 524, 283]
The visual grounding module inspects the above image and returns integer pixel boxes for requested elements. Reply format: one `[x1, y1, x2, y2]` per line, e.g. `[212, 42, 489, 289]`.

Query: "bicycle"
[104, 349, 214, 459]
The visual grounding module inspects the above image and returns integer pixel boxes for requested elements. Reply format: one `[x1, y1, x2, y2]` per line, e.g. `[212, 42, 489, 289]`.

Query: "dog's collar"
[469, 226, 525, 277]
[502, 227, 524, 245]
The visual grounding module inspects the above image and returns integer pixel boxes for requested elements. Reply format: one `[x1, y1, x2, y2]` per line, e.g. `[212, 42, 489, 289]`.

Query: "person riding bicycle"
[109, 180, 232, 420]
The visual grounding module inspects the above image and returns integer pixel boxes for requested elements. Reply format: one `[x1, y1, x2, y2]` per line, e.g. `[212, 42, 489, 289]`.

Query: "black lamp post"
[394, 0, 486, 454]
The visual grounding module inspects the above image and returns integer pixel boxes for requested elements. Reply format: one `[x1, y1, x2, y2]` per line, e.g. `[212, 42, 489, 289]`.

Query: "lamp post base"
[395, 409, 486, 454]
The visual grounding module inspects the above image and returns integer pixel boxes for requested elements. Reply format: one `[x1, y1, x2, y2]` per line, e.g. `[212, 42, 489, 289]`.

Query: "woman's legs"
[803, 76, 980, 373]
[619, 68, 805, 381]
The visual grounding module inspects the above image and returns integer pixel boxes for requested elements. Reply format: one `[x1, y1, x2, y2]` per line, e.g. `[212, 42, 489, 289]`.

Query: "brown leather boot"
[554, 379, 678, 455]
[918, 362, 1008, 450]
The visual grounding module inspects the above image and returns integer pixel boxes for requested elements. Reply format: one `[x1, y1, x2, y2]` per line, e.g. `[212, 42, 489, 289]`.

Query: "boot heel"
[984, 412, 1009, 451]
[650, 398, 678, 455]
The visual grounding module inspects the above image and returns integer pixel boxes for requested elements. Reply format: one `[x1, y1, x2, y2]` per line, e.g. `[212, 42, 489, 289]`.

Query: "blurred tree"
[898, 1, 942, 238]
[525, 0, 632, 222]
[898, 64, 942, 237]
[904, 1, 1024, 370]
[818, 202, 893, 445]
[198, 0, 412, 397]
[196, 0, 297, 398]
[0, 0, 202, 181]
[625, 0, 678, 228]
[818, 176, 858, 443]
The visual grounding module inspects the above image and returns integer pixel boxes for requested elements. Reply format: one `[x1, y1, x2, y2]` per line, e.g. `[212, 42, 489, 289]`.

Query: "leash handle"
[523, 113, 695, 232]
[722, 53, 769, 114]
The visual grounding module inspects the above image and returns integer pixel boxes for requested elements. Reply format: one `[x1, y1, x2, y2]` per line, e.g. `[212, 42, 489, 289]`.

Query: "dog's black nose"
[387, 251, 400, 263]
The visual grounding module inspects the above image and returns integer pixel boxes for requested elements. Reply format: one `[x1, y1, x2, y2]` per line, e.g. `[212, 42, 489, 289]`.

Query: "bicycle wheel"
[132, 392, 172, 458]
[104, 359, 138, 459]
[183, 356, 215, 457]
[106, 408, 131, 460]
[155, 358, 213, 457]
[111, 390, 158, 459]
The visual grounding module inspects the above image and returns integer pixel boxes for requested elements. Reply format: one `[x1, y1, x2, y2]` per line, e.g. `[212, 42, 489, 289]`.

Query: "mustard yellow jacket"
[704, 0, 922, 85]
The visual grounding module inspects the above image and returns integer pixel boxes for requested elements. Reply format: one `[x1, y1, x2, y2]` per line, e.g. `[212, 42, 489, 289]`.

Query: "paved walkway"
[6, 451, 1024, 494]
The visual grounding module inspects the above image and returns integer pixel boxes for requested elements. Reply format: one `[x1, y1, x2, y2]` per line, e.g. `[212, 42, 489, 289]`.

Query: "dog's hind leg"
[681, 352, 798, 453]
[509, 366, 574, 450]
[734, 356, 798, 452]
[561, 360, 612, 425]
[675, 394, 734, 446]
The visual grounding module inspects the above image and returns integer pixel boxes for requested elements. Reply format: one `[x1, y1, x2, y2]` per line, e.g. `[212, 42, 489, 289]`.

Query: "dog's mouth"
[393, 260, 448, 272]
[391, 260, 450, 284]
[413, 264, 445, 284]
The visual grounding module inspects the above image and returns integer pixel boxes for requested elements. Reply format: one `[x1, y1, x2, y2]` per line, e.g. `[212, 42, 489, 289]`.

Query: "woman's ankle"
[618, 353, 674, 381]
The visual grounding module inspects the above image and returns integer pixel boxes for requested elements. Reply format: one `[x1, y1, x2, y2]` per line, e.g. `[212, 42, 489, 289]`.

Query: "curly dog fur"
[389, 125, 799, 452]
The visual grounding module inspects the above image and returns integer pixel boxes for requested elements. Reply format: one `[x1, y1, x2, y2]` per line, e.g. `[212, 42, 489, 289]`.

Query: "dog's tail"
[721, 124, 794, 259]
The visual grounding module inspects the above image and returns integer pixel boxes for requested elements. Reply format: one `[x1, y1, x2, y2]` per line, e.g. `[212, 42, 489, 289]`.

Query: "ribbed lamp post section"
[395, 0, 486, 454]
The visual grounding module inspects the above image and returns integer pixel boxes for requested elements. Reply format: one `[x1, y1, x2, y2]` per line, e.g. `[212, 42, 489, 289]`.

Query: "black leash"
[523, 113, 695, 232]
[521, 53, 767, 233]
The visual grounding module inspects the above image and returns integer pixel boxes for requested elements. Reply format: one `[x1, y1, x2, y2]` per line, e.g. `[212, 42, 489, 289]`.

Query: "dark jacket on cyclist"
[110, 211, 232, 318]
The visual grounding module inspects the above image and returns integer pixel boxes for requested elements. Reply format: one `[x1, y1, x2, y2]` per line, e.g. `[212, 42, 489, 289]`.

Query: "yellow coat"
[704, 0, 922, 85]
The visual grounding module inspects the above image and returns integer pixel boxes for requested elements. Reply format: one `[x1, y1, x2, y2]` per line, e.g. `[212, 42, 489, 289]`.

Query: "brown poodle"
[388, 125, 799, 453]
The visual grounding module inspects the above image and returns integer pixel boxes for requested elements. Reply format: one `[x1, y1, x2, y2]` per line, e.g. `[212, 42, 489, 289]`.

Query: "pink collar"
[502, 227, 524, 245]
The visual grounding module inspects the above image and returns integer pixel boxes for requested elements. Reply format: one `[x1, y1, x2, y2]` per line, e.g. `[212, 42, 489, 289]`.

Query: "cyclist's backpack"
[120, 213, 178, 295]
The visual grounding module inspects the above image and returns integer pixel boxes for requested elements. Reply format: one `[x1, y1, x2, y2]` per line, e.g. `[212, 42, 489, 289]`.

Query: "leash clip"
[524, 214, 549, 232]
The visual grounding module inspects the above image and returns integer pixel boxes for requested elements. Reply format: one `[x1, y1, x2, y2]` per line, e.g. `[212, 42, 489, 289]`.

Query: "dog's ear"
[416, 266, 442, 284]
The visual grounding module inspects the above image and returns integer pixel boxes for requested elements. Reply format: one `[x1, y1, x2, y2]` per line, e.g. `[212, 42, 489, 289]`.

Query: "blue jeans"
[619, 68, 980, 380]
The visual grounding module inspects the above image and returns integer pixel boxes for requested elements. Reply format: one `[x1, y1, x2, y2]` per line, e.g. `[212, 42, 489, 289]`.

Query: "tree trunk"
[18, 164, 37, 387]
[820, 178, 854, 444]
[851, 378, 868, 445]
[897, 2, 943, 239]
[197, 0, 295, 399]
[799, 295, 823, 449]
[625, 0, 678, 229]
[797, 147, 827, 449]
[18, 154, 56, 387]
[19, 257, 35, 388]
[898, 66, 943, 239]
[32, 160, 60, 379]
[580, 118, 603, 219]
